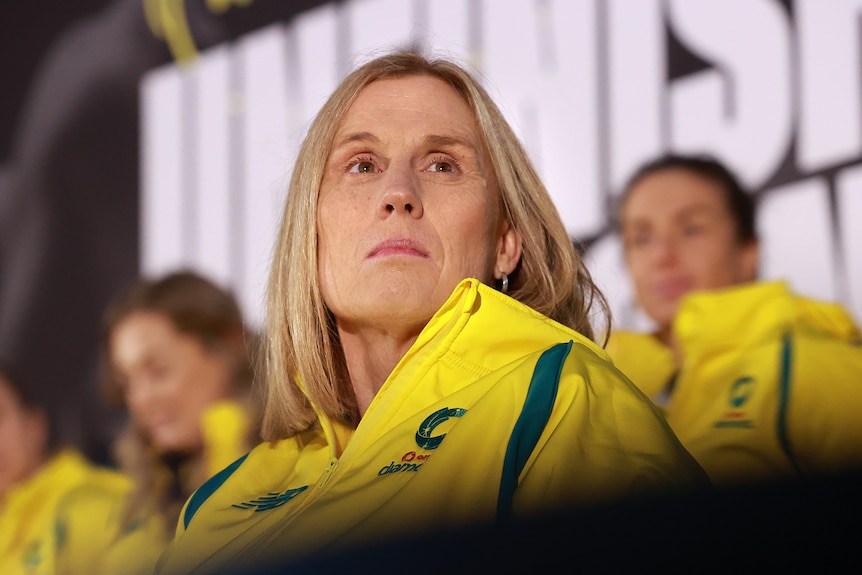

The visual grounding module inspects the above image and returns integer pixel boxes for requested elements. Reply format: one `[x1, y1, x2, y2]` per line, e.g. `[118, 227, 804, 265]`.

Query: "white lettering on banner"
[194, 45, 233, 289]
[483, 0, 606, 235]
[141, 65, 185, 276]
[607, 0, 664, 194]
[484, 0, 545, 166]
[292, 4, 340, 139]
[836, 166, 862, 322]
[421, 0, 472, 61]
[667, 0, 792, 190]
[796, 0, 862, 172]
[239, 25, 291, 328]
[346, 0, 413, 67]
[139, 0, 862, 329]
[526, 0, 602, 236]
[758, 178, 836, 302]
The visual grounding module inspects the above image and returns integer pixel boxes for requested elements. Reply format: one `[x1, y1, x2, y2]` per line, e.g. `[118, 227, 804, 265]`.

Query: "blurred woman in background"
[55, 269, 262, 575]
[608, 153, 862, 487]
[0, 363, 129, 575]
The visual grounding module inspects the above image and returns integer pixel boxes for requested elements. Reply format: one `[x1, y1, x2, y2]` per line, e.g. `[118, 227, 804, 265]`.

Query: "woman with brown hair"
[608, 153, 862, 487]
[55, 269, 262, 575]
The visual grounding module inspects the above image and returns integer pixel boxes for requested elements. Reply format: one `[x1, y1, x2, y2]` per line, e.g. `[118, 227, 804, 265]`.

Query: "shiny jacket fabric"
[608, 281, 862, 487]
[0, 450, 129, 575]
[54, 401, 253, 575]
[156, 279, 708, 575]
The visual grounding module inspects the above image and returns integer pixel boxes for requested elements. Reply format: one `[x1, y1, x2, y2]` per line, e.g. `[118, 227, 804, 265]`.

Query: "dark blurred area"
[0, 1, 109, 161]
[248, 469, 862, 574]
[0, 0, 327, 465]
[0, 0, 329, 161]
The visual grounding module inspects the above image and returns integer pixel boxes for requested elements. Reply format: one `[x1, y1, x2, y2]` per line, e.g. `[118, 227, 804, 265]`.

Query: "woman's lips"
[653, 277, 693, 300]
[146, 418, 175, 434]
[368, 238, 428, 259]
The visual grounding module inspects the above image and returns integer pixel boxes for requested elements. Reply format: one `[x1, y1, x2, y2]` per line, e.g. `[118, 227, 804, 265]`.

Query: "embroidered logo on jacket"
[232, 486, 309, 512]
[714, 376, 756, 429]
[23, 540, 42, 568]
[415, 406, 468, 450]
[377, 407, 468, 477]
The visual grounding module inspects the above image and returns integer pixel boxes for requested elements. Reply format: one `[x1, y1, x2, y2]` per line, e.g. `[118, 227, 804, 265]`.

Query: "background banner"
[2, 0, 860, 461]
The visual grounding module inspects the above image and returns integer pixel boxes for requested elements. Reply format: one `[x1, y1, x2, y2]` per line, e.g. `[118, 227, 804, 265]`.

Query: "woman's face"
[109, 311, 233, 454]
[317, 75, 519, 335]
[0, 376, 46, 498]
[620, 168, 758, 328]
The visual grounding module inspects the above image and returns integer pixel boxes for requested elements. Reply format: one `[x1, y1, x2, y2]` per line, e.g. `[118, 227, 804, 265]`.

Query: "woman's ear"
[740, 240, 760, 282]
[495, 221, 523, 278]
[25, 406, 50, 460]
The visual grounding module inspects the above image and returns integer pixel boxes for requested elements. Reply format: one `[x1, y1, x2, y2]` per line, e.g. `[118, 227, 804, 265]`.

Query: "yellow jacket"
[53, 400, 253, 575]
[0, 450, 129, 575]
[156, 279, 709, 575]
[607, 281, 862, 487]
[53, 479, 167, 575]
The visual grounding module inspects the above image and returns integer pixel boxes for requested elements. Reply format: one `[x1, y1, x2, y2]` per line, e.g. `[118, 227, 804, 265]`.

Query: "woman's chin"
[150, 433, 198, 457]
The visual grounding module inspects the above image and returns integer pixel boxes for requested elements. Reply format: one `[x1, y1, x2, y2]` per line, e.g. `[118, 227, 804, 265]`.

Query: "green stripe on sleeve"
[496, 341, 572, 526]
[183, 453, 249, 530]
[777, 332, 802, 475]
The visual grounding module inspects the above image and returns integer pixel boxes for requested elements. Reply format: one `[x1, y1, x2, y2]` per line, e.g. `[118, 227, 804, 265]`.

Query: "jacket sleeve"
[511, 347, 710, 517]
[785, 334, 862, 475]
[54, 480, 167, 575]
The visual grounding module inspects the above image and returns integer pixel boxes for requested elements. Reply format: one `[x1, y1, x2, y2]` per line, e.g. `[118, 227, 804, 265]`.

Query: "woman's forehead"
[623, 169, 730, 220]
[336, 76, 477, 139]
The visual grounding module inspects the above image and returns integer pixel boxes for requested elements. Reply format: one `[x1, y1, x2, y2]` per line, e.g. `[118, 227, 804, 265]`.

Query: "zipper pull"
[317, 457, 339, 488]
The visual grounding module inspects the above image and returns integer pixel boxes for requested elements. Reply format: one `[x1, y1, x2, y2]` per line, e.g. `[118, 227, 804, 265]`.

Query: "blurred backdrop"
[2, 0, 860, 463]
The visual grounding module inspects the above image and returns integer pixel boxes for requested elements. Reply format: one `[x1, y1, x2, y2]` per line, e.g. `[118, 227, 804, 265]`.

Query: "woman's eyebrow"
[422, 134, 477, 151]
[333, 131, 380, 149]
[675, 203, 720, 219]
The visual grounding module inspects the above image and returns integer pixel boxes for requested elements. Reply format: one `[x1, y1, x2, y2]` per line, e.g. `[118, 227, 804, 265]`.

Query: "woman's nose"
[126, 380, 157, 414]
[377, 163, 423, 219]
[653, 234, 679, 266]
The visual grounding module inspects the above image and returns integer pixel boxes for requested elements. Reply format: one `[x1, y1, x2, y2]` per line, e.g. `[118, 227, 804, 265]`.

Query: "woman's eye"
[628, 233, 650, 248]
[146, 363, 171, 383]
[348, 160, 376, 174]
[427, 155, 460, 173]
[683, 224, 704, 237]
[428, 161, 454, 173]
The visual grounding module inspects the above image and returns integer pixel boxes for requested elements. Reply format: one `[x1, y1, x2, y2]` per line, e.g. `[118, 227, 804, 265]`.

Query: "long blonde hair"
[263, 49, 610, 440]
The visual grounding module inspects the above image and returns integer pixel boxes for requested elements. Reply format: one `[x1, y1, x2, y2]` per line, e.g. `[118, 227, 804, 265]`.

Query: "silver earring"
[500, 271, 509, 293]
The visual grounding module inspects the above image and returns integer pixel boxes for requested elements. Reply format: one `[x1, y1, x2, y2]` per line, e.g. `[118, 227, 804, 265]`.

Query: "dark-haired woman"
[608, 153, 862, 487]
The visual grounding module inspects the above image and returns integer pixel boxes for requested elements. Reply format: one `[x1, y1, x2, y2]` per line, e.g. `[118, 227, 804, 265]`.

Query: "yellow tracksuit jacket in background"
[53, 400, 253, 575]
[53, 475, 166, 575]
[156, 279, 709, 575]
[0, 450, 130, 575]
[607, 281, 862, 487]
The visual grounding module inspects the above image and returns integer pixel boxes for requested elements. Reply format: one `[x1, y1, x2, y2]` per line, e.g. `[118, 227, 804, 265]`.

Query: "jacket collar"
[315, 278, 602, 456]
[674, 281, 860, 355]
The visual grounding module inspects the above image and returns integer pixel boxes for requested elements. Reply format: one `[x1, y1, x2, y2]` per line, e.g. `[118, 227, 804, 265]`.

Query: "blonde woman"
[157, 50, 709, 574]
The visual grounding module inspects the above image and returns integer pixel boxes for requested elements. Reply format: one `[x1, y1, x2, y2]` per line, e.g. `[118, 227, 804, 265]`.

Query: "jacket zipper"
[317, 457, 339, 488]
